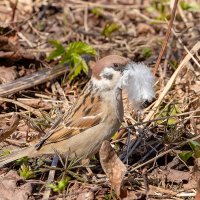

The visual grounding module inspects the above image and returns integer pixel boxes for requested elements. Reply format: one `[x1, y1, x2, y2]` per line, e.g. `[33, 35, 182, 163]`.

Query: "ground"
[0, 0, 200, 199]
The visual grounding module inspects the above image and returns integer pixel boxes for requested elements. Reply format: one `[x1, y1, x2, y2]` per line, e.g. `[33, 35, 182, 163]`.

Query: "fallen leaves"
[0, 113, 20, 142]
[0, 26, 34, 62]
[0, 67, 17, 84]
[99, 140, 127, 198]
[0, 170, 32, 200]
[65, 182, 97, 200]
[99, 140, 142, 199]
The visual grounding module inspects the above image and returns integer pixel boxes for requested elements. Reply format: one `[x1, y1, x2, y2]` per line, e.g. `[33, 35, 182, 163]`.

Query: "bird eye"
[113, 63, 119, 67]
[113, 63, 123, 72]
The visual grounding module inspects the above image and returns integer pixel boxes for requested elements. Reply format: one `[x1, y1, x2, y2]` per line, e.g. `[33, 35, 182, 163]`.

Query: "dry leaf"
[137, 23, 155, 35]
[0, 67, 17, 84]
[76, 189, 94, 200]
[0, 170, 32, 200]
[99, 140, 127, 198]
[66, 183, 96, 200]
[191, 82, 200, 94]
[152, 167, 191, 184]
[0, 113, 20, 142]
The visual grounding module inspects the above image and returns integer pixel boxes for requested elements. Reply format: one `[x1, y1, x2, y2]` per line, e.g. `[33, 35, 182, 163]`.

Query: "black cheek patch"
[102, 73, 113, 80]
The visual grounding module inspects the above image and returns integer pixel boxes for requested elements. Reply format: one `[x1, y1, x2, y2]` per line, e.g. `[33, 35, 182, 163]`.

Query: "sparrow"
[0, 55, 154, 167]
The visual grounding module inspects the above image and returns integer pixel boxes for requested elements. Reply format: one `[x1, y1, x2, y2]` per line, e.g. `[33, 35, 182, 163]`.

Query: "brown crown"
[92, 55, 129, 79]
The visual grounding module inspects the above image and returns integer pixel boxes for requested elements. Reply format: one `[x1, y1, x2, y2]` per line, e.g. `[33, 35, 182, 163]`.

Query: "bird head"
[91, 55, 155, 110]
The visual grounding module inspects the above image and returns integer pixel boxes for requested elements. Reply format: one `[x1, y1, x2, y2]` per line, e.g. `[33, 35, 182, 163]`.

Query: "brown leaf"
[0, 113, 20, 142]
[99, 140, 127, 198]
[0, 66, 17, 84]
[66, 183, 97, 200]
[76, 189, 94, 200]
[152, 167, 190, 183]
[190, 82, 200, 94]
[137, 23, 155, 35]
[0, 27, 35, 61]
[0, 170, 32, 200]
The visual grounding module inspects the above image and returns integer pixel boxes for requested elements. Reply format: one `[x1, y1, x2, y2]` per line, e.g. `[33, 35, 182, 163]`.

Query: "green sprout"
[101, 22, 120, 37]
[19, 164, 36, 180]
[0, 148, 11, 157]
[179, 141, 200, 163]
[141, 47, 152, 58]
[180, 1, 200, 12]
[48, 176, 71, 193]
[157, 104, 181, 125]
[48, 41, 96, 81]
[91, 7, 103, 16]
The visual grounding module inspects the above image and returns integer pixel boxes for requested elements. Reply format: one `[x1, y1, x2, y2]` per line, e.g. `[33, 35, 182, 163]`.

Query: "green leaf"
[19, 164, 36, 180]
[156, 104, 181, 125]
[0, 148, 11, 157]
[167, 104, 180, 125]
[141, 47, 152, 58]
[48, 41, 96, 81]
[48, 177, 71, 193]
[48, 183, 58, 192]
[189, 141, 200, 151]
[180, 1, 200, 12]
[179, 151, 193, 162]
[66, 41, 96, 56]
[101, 22, 120, 37]
[91, 7, 103, 16]
[189, 141, 200, 158]
[58, 177, 71, 191]
[68, 53, 87, 81]
[48, 40, 65, 60]
[147, 0, 170, 21]
[16, 156, 29, 165]
[170, 60, 178, 70]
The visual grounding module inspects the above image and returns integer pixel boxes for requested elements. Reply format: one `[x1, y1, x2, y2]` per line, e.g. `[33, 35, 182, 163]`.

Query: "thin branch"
[153, 0, 179, 75]
[145, 41, 200, 121]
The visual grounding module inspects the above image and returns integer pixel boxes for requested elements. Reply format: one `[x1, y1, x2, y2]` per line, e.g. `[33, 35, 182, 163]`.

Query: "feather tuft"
[121, 62, 155, 110]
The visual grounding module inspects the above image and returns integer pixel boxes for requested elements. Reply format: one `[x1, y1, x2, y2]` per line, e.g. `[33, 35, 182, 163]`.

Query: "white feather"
[120, 62, 155, 110]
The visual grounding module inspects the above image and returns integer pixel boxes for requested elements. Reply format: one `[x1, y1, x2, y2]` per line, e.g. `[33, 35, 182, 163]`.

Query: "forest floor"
[0, 0, 200, 199]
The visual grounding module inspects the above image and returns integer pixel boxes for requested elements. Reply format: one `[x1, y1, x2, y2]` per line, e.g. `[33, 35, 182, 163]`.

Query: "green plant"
[179, 141, 200, 162]
[141, 47, 152, 58]
[91, 7, 103, 16]
[0, 148, 11, 157]
[180, 1, 200, 12]
[19, 163, 36, 180]
[48, 41, 96, 81]
[157, 104, 181, 125]
[101, 22, 120, 37]
[170, 60, 178, 70]
[48, 176, 71, 193]
[16, 156, 29, 165]
[147, 0, 170, 21]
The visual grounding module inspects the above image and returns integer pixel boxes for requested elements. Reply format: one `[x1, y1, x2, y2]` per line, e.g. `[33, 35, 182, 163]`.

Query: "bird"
[0, 55, 154, 167]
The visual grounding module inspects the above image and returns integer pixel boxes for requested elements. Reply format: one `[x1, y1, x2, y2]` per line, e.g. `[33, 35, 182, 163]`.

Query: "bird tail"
[0, 146, 35, 167]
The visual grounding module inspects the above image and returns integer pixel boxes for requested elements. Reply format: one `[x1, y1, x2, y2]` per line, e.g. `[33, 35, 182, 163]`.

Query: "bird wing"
[35, 82, 103, 148]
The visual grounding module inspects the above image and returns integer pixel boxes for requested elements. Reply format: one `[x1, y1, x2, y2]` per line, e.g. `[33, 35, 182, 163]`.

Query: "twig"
[142, 167, 149, 196]
[172, 28, 200, 68]
[10, 0, 18, 22]
[0, 113, 20, 142]
[68, 0, 144, 9]
[153, 0, 179, 75]
[0, 97, 42, 117]
[129, 134, 200, 172]
[123, 109, 200, 128]
[0, 64, 69, 97]
[163, 35, 174, 80]
[42, 155, 59, 200]
[0, 107, 52, 118]
[144, 41, 200, 121]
